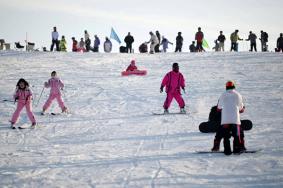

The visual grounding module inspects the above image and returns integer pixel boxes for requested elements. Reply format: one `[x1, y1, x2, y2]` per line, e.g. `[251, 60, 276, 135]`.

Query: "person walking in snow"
[160, 63, 186, 114]
[217, 31, 226, 51]
[84, 30, 91, 52]
[50, 26, 59, 51]
[59, 35, 67, 52]
[246, 31, 257, 52]
[104, 37, 112, 53]
[195, 27, 204, 52]
[147, 31, 159, 54]
[211, 81, 246, 155]
[175, 32, 183, 52]
[230, 30, 243, 52]
[10, 78, 36, 129]
[160, 36, 173, 52]
[93, 35, 100, 52]
[41, 71, 68, 115]
[124, 32, 134, 53]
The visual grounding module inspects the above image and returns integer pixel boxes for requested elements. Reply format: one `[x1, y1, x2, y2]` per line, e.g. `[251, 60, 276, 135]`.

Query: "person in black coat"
[175, 32, 183, 52]
[124, 32, 134, 53]
[276, 33, 283, 52]
[155, 30, 161, 52]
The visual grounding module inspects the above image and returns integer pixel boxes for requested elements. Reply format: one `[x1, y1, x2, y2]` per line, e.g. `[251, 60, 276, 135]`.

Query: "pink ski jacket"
[14, 88, 33, 103]
[161, 71, 185, 93]
[45, 77, 64, 95]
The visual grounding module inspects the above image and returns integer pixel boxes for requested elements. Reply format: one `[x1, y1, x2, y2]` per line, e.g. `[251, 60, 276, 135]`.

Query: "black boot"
[211, 139, 220, 152]
[233, 138, 246, 153]
[224, 138, 232, 155]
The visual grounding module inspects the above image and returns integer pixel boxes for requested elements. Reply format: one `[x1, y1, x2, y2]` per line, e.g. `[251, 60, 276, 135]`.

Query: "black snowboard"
[199, 119, 253, 133]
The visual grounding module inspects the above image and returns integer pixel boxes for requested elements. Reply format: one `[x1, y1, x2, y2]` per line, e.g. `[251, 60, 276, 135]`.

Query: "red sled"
[121, 70, 147, 76]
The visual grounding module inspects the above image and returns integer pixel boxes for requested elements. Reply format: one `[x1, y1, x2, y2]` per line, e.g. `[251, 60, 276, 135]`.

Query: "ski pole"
[36, 87, 45, 107]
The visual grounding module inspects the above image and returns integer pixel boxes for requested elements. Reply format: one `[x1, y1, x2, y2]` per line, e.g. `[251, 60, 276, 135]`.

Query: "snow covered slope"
[0, 51, 283, 187]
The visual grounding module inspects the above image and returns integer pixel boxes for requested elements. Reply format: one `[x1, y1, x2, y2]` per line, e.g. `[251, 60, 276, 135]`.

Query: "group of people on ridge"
[50, 26, 283, 53]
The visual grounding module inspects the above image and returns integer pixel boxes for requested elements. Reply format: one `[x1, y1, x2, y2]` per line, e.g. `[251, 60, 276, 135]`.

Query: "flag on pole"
[202, 39, 210, 49]
[110, 27, 121, 44]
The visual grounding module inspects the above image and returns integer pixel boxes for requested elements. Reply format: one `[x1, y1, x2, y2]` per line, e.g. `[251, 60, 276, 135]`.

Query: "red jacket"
[161, 71, 185, 93]
[126, 65, 137, 71]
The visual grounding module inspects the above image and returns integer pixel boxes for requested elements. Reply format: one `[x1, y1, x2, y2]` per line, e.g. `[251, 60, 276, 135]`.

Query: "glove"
[160, 86, 164, 93]
[240, 106, 245, 113]
[182, 87, 186, 94]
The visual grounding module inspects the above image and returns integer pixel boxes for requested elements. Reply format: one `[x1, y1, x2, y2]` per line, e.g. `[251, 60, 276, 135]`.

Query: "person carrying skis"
[175, 32, 183, 52]
[246, 31, 257, 52]
[59, 35, 67, 52]
[195, 27, 204, 52]
[10, 78, 36, 129]
[41, 71, 67, 115]
[211, 81, 246, 155]
[124, 32, 134, 53]
[160, 63, 186, 114]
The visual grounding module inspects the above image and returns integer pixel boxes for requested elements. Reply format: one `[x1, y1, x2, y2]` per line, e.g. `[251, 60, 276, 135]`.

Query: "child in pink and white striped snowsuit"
[42, 71, 67, 114]
[10, 78, 36, 128]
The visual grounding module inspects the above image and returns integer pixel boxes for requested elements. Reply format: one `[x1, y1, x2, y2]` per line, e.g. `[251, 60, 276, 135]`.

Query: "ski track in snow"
[0, 51, 283, 187]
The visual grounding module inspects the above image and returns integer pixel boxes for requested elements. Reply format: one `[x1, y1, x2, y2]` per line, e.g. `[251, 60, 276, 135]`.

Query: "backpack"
[264, 32, 268, 42]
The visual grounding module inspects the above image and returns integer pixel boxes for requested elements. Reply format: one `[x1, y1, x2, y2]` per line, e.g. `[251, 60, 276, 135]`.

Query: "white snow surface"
[0, 51, 283, 188]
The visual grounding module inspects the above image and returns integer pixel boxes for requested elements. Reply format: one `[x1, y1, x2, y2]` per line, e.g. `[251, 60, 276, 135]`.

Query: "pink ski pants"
[11, 101, 36, 124]
[43, 94, 65, 111]
[163, 92, 185, 109]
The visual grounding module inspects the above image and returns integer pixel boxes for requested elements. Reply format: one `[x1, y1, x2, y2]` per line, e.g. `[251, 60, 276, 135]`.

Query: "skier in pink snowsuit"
[10, 78, 36, 129]
[42, 71, 67, 114]
[160, 63, 186, 113]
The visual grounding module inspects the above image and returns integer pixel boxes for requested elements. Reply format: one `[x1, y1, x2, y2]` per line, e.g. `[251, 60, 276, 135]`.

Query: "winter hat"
[131, 60, 136, 66]
[226, 80, 235, 90]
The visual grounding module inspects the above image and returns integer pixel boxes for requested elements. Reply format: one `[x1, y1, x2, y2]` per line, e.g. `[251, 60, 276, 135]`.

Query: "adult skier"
[175, 32, 183, 52]
[230, 30, 243, 51]
[246, 31, 257, 52]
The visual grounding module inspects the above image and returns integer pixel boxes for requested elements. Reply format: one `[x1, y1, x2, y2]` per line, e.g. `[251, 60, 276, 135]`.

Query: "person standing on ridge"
[84, 30, 91, 52]
[246, 31, 257, 52]
[93, 35, 100, 52]
[195, 27, 204, 52]
[276, 33, 283, 52]
[124, 32, 134, 53]
[175, 32, 183, 52]
[50, 26, 59, 51]
[155, 30, 161, 52]
[230, 30, 243, 51]
[259, 30, 268, 52]
[160, 36, 173, 52]
[147, 31, 159, 54]
[217, 31, 226, 51]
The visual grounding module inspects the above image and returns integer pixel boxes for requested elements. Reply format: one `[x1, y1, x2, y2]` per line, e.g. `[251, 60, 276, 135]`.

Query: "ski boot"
[62, 107, 68, 113]
[233, 138, 246, 154]
[31, 122, 36, 129]
[180, 108, 186, 114]
[211, 139, 220, 152]
[224, 138, 232, 155]
[164, 109, 169, 114]
[10, 123, 16, 129]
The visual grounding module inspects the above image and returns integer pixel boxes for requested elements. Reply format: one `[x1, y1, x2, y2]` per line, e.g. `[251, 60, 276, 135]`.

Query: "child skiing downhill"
[10, 78, 36, 129]
[160, 63, 186, 114]
[41, 71, 67, 115]
[211, 81, 246, 155]
[126, 60, 138, 71]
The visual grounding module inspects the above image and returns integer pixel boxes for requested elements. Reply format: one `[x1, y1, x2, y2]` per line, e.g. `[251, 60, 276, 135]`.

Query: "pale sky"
[0, 0, 282, 52]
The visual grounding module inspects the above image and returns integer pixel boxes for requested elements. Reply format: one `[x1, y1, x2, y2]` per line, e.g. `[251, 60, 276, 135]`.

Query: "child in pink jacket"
[126, 60, 138, 71]
[10, 78, 36, 129]
[160, 63, 186, 114]
[41, 71, 67, 115]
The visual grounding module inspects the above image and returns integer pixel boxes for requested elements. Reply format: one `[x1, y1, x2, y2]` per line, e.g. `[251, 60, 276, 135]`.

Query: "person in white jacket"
[211, 81, 246, 155]
[147, 31, 159, 54]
